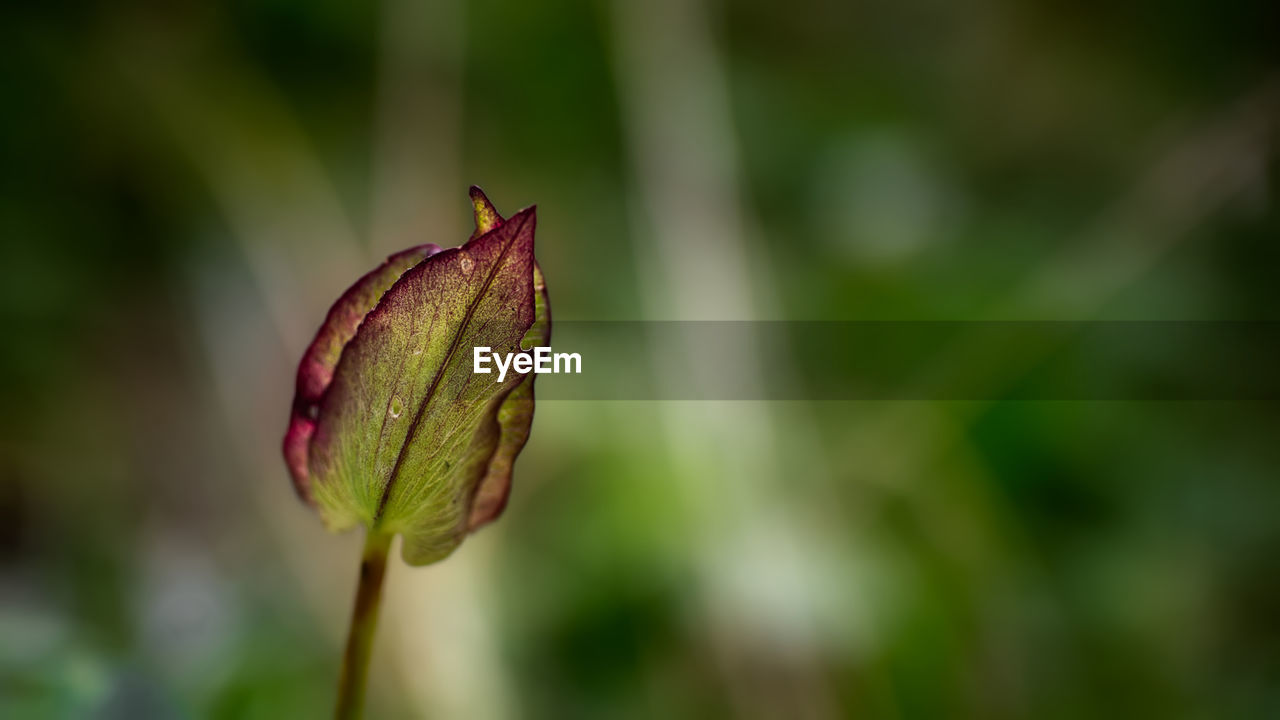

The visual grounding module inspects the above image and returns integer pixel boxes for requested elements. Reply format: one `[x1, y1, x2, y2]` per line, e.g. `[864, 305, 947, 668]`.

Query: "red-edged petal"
[468, 260, 550, 529]
[461, 186, 550, 529]
[283, 243, 442, 501]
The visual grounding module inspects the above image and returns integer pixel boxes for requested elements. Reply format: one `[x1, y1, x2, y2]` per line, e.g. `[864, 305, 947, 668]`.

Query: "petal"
[283, 243, 442, 501]
[469, 185, 505, 239]
[468, 260, 550, 529]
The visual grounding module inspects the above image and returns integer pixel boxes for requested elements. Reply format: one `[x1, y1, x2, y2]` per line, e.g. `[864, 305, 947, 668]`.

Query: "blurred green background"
[2, 0, 1279, 717]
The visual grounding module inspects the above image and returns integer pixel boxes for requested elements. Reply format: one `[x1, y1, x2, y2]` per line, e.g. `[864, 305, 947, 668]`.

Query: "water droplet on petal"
[459, 252, 474, 273]
[390, 396, 403, 419]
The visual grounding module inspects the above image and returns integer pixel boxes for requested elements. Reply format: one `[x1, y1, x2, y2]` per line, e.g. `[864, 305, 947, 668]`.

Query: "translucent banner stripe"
[514, 321, 1280, 400]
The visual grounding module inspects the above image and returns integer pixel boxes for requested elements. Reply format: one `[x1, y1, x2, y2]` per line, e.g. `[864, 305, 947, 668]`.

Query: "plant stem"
[334, 530, 392, 720]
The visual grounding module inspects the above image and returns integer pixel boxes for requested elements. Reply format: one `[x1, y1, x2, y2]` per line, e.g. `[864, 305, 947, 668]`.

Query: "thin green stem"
[334, 530, 392, 720]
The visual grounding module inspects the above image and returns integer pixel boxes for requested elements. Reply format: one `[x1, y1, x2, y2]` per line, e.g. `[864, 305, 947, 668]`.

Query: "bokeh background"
[3, 0, 1279, 717]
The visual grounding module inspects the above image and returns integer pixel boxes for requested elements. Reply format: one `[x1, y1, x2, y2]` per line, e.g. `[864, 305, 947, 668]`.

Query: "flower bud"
[284, 187, 549, 565]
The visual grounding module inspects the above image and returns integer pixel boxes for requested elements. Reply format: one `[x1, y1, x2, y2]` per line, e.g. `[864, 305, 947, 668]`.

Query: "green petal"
[468, 261, 550, 530]
[284, 244, 442, 501]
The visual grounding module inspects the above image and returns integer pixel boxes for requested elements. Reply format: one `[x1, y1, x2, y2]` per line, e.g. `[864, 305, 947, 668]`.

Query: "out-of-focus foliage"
[1, 0, 1277, 718]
